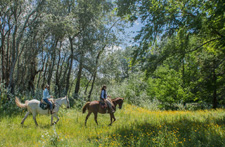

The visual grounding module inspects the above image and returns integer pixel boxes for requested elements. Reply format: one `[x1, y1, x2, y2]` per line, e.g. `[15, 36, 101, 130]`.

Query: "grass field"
[1, 103, 225, 147]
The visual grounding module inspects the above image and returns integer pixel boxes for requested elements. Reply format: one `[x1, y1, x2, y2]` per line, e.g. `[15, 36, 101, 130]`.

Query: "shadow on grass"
[94, 116, 225, 147]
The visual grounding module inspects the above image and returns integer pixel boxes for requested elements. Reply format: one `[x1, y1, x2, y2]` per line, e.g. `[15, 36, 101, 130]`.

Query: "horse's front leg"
[94, 112, 98, 125]
[51, 115, 54, 125]
[53, 114, 59, 124]
[109, 113, 113, 126]
[112, 113, 116, 122]
[109, 113, 116, 126]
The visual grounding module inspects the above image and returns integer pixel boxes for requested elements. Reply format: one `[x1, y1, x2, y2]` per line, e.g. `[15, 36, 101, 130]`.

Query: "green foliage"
[118, 73, 150, 104]
[116, 0, 225, 108]
[0, 83, 8, 107]
[0, 84, 21, 115]
[146, 65, 194, 109]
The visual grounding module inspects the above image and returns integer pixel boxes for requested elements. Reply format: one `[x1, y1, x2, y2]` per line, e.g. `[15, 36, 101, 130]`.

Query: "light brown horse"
[82, 97, 124, 126]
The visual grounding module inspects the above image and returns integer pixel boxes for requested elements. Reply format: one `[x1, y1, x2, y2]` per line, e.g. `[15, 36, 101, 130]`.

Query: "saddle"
[100, 99, 107, 109]
[40, 99, 55, 110]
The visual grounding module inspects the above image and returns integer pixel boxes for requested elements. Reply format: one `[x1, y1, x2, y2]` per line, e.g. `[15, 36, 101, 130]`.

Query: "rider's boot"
[110, 106, 115, 113]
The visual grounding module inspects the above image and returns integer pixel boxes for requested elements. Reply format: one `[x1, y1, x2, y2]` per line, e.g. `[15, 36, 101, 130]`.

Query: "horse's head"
[115, 98, 124, 109]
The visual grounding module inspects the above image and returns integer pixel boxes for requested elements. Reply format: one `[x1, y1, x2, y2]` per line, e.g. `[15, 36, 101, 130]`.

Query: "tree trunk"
[55, 43, 61, 97]
[47, 40, 58, 85]
[88, 45, 106, 101]
[42, 57, 49, 89]
[1, 33, 5, 83]
[88, 72, 96, 101]
[8, 14, 18, 93]
[74, 54, 83, 97]
[5, 26, 11, 86]
[66, 37, 74, 94]
[84, 74, 93, 95]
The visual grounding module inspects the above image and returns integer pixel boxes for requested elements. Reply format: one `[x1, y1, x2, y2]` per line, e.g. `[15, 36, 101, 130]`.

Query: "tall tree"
[116, 0, 225, 108]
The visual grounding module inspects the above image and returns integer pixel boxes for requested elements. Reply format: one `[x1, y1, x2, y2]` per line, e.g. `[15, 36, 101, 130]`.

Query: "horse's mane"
[54, 96, 67, 101]
[55, 97, 65, 100]
[111, 97, 124, 101]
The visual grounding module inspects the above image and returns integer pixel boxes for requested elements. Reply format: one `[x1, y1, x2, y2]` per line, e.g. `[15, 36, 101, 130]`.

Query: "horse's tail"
[82, 102, 90, 113]
[15, 97, 28, 109]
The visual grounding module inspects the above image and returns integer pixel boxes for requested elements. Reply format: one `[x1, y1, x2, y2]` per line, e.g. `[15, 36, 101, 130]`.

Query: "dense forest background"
[0, 0, 225, 114]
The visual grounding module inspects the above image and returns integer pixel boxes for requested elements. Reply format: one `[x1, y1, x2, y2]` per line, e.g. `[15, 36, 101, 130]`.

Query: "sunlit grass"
[0, 104, 225, 146]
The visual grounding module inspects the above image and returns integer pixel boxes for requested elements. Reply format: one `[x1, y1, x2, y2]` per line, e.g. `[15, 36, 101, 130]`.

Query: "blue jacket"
[43, 88, 51, 100]
[100, 90, 107, 99]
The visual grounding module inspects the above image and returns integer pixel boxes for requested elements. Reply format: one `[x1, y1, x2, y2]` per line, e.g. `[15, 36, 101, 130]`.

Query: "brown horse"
[82, 97, 124, 126]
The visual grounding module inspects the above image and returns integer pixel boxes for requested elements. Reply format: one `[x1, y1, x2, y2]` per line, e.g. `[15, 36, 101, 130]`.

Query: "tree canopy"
[1, 0, 225, 111]
[116, 0, 225, 108]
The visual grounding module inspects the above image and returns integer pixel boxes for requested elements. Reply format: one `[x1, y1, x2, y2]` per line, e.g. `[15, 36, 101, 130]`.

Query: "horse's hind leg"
[21, 112, 30, 125]
[94, 112, 98, 125]
[85, 112, 92, 126]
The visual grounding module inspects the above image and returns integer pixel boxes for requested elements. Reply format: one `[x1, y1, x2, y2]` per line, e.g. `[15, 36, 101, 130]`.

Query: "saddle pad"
[39, 102, 48, 110]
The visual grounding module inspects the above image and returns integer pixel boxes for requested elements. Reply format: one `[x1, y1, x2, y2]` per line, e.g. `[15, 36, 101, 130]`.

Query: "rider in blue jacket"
[100, 85, 114, 113]
[42, 84, 54, 114]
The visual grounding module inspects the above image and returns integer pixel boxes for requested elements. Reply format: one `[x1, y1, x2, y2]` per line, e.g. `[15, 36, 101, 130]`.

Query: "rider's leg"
[43, 99, 54, 114]
[100, 98, 106, 109]
[106, 99, 114, 113]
